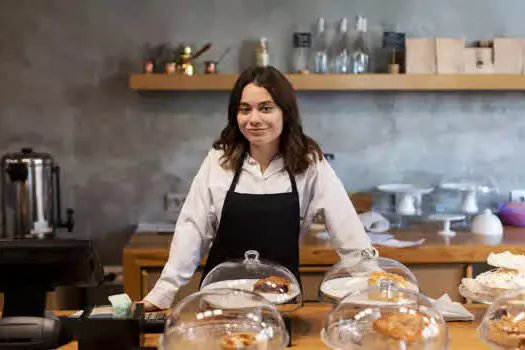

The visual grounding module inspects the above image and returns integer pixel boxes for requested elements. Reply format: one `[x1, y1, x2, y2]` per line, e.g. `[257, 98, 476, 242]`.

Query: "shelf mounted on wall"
[129, 73, 525, 92]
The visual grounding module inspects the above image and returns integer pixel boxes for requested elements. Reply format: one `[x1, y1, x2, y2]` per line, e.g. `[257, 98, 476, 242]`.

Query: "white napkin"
[375, 238, 426, 248]
[108, 293, 133, 318]
[359, 211, 390, 233]
[368, 233, 394, 244]
[432, 294, 474, 321]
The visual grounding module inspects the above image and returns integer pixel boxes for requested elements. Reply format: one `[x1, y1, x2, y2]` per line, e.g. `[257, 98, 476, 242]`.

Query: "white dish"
[427, 214, 466, 222]
[458, 284, 494, 305]
[320, 276, 419, 304]
[201, 279, 301, 305]
[440, 183, 477, 192]
[377, 184, 434, 195]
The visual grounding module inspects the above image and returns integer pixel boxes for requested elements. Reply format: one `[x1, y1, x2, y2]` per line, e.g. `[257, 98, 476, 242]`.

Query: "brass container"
[177, 46, 194, 76]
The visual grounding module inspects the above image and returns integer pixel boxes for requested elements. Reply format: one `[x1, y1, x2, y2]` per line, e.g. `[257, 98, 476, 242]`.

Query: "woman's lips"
[246, 128, 267, 134]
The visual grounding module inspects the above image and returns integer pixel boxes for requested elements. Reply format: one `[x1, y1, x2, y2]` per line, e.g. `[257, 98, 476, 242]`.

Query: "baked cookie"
[220, 332, 257, 349]
[253, 276, 290, 294]
[368, 271, 407, 301]
[373, 312, 427, 342]
[487, 315, 525, 349]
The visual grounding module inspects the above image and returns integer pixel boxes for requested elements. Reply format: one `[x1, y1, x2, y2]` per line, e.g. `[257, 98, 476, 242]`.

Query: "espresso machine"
[1, 147, 74, 239]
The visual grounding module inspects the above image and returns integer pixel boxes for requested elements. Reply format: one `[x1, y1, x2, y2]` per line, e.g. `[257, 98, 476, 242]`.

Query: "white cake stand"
[427, 214, 466, 237]
[377, 184, 434, 216]
[440, 183, 480, 216]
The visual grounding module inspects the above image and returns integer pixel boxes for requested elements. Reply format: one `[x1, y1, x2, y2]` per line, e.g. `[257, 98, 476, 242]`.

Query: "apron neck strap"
[229, 159, 298, 194]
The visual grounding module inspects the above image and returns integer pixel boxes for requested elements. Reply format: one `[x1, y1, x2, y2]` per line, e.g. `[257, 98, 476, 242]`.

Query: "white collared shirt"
[145, 148, 371, 309]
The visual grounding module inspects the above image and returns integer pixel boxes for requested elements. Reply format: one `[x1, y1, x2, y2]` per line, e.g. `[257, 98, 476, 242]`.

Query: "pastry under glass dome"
[319, 248, 419, 304]
[478, 289, 525, 349]
[321, 283, 449, 349]
[200, 250, 302, 313]
[162, 288, 289, 350]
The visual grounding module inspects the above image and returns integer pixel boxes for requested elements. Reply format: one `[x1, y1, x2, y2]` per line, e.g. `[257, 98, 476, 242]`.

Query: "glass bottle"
[350, 16, 370, 74]
[333, 18, 350, 74]
[292, 32, 311, 73]
[255, 38, 270, 67]
[312, 17, 329, 74]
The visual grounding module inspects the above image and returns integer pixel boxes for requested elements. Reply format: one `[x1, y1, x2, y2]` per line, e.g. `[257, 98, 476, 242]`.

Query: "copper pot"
[204, 61, 218, 74]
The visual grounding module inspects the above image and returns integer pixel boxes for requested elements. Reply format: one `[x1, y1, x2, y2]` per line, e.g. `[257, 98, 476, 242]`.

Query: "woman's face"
[237, 83, 283, 148]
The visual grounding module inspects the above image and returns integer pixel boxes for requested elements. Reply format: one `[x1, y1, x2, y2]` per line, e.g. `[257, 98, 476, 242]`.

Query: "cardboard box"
[436, 38, 466, 74]
[463, 47, 494, 74]
[405, 38, 437, 74]
[493, 38, 524, 74]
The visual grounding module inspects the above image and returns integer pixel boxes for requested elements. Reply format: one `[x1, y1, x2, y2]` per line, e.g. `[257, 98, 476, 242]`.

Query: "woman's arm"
[308, 158, 372, 259]
[143, 151, 214, 309]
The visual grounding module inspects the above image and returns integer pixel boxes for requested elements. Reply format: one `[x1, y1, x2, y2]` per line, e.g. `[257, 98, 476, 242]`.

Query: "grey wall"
[1, 0, 525, 264]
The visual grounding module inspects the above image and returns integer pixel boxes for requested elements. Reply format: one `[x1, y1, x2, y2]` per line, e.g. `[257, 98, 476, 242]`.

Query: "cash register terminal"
[0, 239, 164, 349]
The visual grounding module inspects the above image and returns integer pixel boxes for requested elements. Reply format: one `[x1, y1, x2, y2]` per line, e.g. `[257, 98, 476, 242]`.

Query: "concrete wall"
[1, 0, 525, 264]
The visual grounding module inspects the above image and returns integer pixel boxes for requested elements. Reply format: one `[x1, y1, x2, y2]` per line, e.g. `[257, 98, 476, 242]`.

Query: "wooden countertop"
[58, 303, 490, 349]
[125, 225, 525, 265]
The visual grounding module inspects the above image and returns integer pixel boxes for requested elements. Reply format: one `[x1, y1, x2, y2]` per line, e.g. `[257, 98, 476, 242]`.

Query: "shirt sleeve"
[308, 158, 372, 258]
[144, 150, 214, 309]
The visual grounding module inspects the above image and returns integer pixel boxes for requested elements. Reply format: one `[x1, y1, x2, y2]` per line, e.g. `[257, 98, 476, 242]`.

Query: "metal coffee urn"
[1, 148, 74, 239]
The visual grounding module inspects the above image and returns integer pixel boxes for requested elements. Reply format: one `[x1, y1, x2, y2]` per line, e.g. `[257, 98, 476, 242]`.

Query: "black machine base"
[0, 238, 103, 318]
[2, 286, 48, 318]
[60, 303, 162, 350]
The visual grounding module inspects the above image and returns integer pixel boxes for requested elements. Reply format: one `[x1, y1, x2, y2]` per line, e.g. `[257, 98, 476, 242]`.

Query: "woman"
[142, 66, 371, 310]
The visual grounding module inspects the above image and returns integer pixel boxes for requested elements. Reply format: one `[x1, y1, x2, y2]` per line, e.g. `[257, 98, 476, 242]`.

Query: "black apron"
[200, 160, 301, 285]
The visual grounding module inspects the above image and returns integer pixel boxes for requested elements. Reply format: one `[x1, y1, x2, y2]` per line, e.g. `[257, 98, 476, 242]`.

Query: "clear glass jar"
[200, 250, 302, 314]
[319, 248, 418, 304]
[162, 289, 289, 349]
[322, 284, 449, 349]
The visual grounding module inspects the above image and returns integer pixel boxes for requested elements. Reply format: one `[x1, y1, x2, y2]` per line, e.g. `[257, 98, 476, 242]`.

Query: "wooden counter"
[124, 226, 525, 304]
[59, 303, 490, 349]
[302, 224, 525, 264]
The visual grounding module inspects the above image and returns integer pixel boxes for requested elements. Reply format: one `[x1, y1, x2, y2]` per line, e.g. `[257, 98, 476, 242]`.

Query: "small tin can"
[143, 60, 154, 74]
[165, 62, 176, 74]
[204, 61, 218, 74]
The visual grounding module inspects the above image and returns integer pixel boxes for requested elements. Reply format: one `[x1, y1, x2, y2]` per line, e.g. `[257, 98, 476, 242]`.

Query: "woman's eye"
[239, 107, 251, 114]
[260, 106, 274, 113]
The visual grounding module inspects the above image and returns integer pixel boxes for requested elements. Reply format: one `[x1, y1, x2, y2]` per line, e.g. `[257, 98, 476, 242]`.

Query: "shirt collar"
[243, 153, 284, 176]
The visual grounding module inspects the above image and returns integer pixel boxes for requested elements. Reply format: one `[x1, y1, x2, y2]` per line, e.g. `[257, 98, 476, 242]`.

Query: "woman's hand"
[135, 300, 161, 312]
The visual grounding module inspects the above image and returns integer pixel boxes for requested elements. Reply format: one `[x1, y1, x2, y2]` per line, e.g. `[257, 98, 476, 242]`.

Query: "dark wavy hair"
[212, 66, 323, 174]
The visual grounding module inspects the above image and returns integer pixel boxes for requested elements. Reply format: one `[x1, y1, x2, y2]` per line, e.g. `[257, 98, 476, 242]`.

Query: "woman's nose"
[247, 110, 262, 124]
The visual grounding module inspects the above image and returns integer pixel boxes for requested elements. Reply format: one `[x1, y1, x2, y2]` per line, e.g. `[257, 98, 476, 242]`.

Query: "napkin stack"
[432, 294, 474, 321]
[359, 211, 426, 248]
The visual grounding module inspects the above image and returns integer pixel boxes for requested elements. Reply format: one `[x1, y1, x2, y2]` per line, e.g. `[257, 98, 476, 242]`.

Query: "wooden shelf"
[129, 73, 525, 91]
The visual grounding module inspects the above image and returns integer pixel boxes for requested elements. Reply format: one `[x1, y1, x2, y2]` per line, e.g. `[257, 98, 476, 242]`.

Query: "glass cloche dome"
[319, 248, 418, 304]
[478, 289, 525, 349]
[321, 284, 449, 349]
[438, 167, 499, 216]
[162, 289, 289, 349]
[200, 250, 302, 313]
